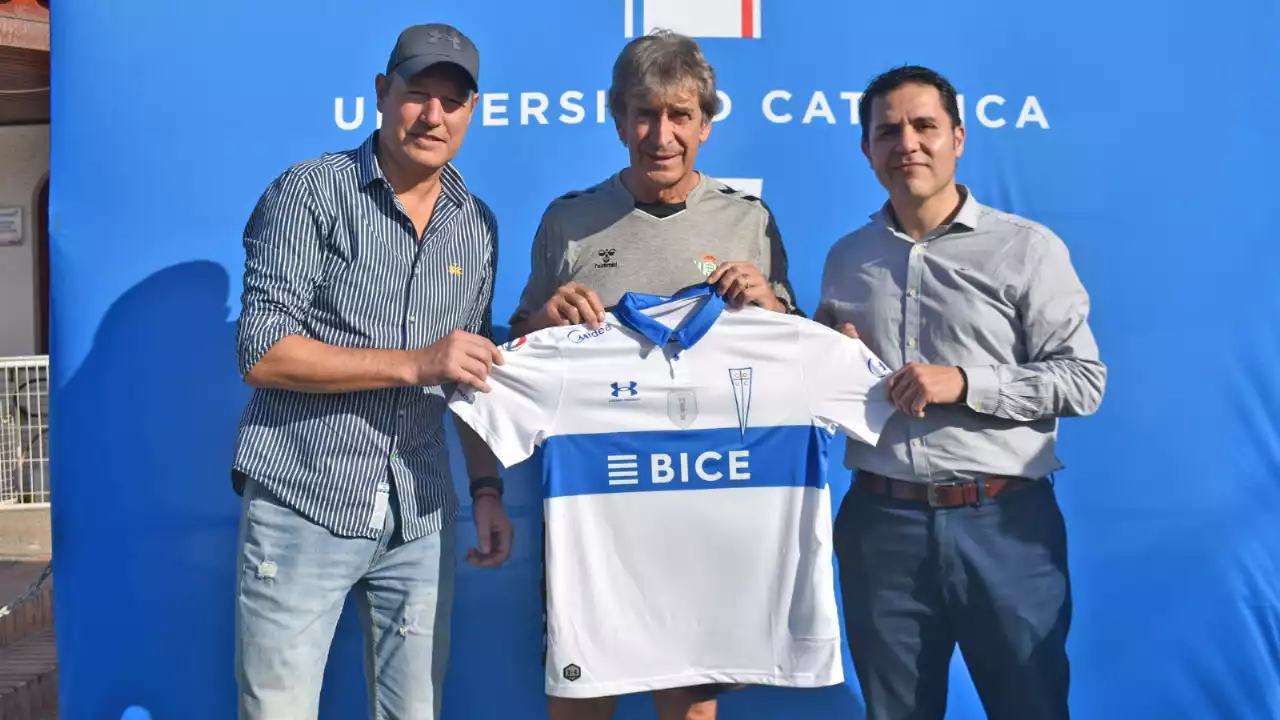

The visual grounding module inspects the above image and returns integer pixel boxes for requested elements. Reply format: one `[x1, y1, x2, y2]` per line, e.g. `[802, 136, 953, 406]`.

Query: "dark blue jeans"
[834, 477, 1072, 720]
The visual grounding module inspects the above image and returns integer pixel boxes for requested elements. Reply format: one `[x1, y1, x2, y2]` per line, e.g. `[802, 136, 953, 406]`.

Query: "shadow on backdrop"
[53, 260, 250, 718]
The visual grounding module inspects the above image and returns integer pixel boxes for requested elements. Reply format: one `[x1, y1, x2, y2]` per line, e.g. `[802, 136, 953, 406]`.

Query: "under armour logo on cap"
[386, 23, 480, 90]
[426, 29, 462, 50]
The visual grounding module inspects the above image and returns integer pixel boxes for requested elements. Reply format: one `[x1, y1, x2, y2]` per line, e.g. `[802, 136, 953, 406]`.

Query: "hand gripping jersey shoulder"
[449, 285, 896, 698]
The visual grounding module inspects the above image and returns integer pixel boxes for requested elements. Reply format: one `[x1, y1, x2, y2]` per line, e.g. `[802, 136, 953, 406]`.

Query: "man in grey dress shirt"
[817, 65, 1106, 720]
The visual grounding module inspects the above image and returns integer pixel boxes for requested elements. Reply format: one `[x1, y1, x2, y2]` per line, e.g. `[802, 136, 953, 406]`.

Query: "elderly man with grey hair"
[507, 29, 804, 720]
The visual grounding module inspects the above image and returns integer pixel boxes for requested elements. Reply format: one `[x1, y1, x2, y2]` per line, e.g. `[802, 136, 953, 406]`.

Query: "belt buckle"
[925, 480, 965, 508]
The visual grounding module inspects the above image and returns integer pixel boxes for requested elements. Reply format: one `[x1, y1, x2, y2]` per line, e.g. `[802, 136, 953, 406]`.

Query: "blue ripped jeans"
[234, 475, 456, 720]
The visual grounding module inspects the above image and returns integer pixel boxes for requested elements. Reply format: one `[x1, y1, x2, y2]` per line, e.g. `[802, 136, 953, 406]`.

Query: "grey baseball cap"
[385, 23, 480, 90]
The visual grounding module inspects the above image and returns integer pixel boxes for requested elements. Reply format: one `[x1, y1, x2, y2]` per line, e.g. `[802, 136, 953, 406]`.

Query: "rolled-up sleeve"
[963, 232, 1107, 421]
[236, 169, 327, 377]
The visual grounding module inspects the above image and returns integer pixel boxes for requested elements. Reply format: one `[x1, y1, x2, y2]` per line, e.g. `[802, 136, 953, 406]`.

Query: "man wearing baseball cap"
[231, 23, 509, 720]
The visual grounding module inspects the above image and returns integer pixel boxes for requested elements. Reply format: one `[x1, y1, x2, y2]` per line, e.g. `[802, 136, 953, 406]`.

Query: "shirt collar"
[613, 285, 725, 349]
[873, 184, 981, 236]
[951, 185, 981, 230]
[356, 130, 470, 208]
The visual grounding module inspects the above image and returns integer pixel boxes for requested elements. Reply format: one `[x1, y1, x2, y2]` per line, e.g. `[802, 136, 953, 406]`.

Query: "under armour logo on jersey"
[611, 381, 638, 398]
[563, 663, 581, 682]
[729, 368, 753, 439]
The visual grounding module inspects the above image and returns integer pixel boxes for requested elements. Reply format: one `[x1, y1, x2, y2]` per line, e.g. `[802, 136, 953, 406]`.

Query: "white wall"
[0, 124, 49, 357]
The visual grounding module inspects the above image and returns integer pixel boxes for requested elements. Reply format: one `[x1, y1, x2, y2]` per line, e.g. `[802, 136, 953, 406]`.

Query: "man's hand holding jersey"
[405, 329, 504, 393]
[833, 322, 965, 418]
[707, 261, 786, 313]
[528, 282, 608, 331]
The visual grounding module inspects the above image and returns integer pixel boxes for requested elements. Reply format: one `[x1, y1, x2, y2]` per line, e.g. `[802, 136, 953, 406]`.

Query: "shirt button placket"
[905, 244, 927, 476]
[394, 253, 421, 468]
[905, 244, 925, 363]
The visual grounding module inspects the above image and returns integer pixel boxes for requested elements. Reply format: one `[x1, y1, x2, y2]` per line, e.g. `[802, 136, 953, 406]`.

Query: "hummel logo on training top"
[594, 248, 619, 269]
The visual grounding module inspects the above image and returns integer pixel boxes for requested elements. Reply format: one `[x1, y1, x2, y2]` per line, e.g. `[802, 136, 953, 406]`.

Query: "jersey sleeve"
[447, 333, 565, 469]
[797, 321, 897, 446]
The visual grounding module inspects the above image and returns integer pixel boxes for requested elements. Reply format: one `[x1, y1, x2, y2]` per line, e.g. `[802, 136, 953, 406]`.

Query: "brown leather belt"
[854, 470, 1036, 508]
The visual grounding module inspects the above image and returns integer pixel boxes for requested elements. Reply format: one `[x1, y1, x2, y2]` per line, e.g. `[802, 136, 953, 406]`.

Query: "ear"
[699, 117, 713, 143]
[861, 138, 871, 164]
[375, 73, 391, 114]
[953, 123, 966, 159]
[614, 117, 629, 147]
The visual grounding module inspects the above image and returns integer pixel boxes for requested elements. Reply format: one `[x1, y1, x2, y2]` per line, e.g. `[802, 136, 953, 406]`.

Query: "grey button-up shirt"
[817, 187, 1105, 483]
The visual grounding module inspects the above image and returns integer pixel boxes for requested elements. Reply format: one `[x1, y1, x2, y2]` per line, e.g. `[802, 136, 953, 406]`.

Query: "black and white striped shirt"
[232, 131, 498, 541]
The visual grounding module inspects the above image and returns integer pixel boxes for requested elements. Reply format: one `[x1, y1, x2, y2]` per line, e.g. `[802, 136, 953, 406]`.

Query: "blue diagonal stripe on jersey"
[542, 424, 834, 498]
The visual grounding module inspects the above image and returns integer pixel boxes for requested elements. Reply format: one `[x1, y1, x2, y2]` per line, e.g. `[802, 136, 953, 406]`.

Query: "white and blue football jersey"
[448, 285, 896, 698]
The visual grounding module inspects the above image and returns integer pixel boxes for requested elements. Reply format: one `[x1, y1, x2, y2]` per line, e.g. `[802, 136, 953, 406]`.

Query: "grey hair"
[608, 29, 721, 123]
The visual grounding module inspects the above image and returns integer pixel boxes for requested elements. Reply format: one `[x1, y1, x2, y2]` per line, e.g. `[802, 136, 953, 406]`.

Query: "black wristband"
[469, 476, 503, 499]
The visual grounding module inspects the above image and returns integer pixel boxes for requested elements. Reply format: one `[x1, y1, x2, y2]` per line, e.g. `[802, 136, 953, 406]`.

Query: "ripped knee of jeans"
[254, 560, 278, 581]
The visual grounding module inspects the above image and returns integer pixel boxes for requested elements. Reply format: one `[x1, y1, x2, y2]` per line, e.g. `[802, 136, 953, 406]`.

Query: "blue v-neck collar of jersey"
[613, 285, 725, 349]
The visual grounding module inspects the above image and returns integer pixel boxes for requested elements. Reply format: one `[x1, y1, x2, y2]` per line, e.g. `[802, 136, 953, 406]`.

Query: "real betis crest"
[695, 254, 719, 277]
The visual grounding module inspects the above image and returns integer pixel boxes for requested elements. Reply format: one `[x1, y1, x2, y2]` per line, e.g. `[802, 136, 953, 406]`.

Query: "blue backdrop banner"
[48, 1, 1279, 718]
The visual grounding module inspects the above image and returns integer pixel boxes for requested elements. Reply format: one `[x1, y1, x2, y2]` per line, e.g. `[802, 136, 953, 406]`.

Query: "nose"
[895, 123, 921, 154]
[420, 97, 445, 127]
[653, 113, 676, 149]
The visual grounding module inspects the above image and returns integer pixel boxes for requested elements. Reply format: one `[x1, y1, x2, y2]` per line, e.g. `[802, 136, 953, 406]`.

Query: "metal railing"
[0, 355, 49, 506]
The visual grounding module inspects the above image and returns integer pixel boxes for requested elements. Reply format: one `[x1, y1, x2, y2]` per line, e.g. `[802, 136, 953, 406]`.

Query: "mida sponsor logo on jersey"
[567, 324, 614, 344]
